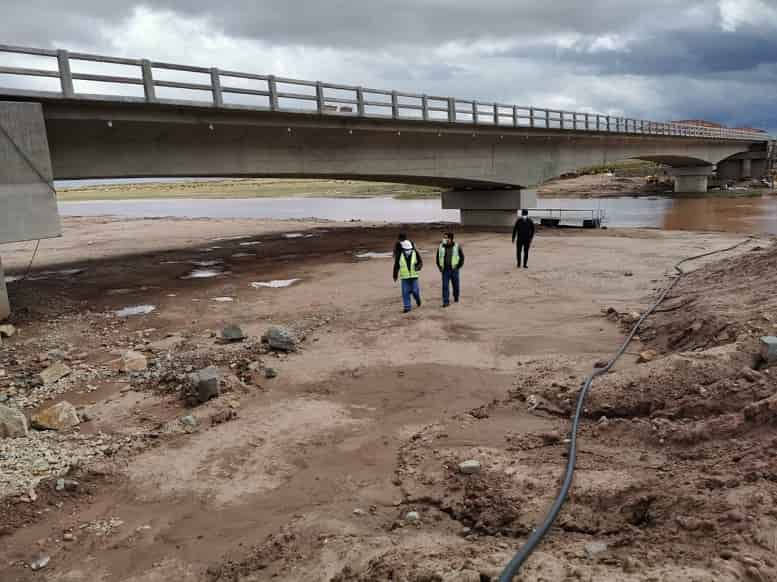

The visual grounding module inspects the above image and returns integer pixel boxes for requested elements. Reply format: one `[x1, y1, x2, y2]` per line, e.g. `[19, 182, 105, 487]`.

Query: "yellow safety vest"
[398, 250, 419, 279]
[438, 243, 460, 269]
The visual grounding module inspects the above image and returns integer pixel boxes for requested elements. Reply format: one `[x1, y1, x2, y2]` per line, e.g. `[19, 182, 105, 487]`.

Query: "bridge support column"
[671, 166, 715, 194]
[0, 258, 8, 321]
[442, 189, 537, 227]
[0, 101, 61, 319]
[741, 158, 752, 179]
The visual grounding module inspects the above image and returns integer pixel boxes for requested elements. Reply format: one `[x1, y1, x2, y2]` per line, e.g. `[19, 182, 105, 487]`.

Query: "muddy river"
[57, 195, 777, 234]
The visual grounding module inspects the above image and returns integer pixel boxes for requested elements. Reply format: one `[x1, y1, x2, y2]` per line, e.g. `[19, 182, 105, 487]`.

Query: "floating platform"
[529, 208, 605, 228]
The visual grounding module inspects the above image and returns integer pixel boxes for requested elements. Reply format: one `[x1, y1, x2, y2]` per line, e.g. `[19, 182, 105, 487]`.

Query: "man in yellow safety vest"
[436, 231, 465, 307]
[393, 233, 423, 313]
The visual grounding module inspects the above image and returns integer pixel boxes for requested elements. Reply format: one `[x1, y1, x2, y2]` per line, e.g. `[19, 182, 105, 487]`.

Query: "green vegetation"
[572, 160, 662, 176]
[57, 178, 443, 202]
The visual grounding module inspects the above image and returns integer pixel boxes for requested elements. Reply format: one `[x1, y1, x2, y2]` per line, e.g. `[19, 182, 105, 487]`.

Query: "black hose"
[498, 237, 753, 581]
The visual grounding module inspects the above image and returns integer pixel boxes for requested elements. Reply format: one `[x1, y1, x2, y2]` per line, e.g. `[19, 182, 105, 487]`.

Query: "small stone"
[31, 401, 80, 431]
[30, 555, 50, 571]
[0, 324, 16, 337]
[264, 367, 278, 379]
[458, 460, 481, 475]
[622, 557, 643, 573]
[0, 403, 28, 438]
[180, 415, 197, 429]
[221, 325, 246, 342]
[191, 367, 220, 403]
[405, 511, 420, 522]
[39, 361, 72, 385]
[56, 478, 66, 491]
[584, 541, 608, 559]
[353, 508, 365, 516]
[742, 367, 761, 383]
[121, 350, 147, 372]
[262, 326, 298, 352]
[638, 350, 657, 363]
[594, 360, 608, 369]
[624, 271, 634, 277]
[760, 336, 777, 363]
[539, 431, 562, 445]
[63, 532, 75, 542]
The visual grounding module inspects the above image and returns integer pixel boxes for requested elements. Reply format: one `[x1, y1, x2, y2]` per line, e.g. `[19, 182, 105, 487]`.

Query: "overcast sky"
[1, 0, 776, 131]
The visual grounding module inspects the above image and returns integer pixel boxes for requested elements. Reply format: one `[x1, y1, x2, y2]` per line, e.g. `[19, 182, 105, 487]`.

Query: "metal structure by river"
[57, 195, 777, 235]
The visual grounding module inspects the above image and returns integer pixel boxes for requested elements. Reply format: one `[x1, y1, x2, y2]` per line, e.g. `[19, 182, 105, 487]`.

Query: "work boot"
[403, 308, 411, 313]
[442, 303, 450, 308]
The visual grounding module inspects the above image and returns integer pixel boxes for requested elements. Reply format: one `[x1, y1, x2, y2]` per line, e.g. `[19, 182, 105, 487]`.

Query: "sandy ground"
[1, 217, 775, 581]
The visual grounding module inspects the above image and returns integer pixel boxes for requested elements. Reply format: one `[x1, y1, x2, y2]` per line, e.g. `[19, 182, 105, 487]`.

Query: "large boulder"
[191, 367, 220, 403]
[0, 404, 28, 438]
[221, 325, 246, 342]
[31, 401, 80, 431]
[262, 326, 298, 352]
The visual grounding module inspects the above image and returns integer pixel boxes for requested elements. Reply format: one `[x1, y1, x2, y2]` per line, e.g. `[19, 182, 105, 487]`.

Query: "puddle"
[181, 268, 228, 279]
[283, 233, 304, 239]
[355, 251, 393, 259]
[160, 260, 185, 265]
[251, 279, 301, 289]
[231, 252, 253, 258]
[200, 246, 222, 252]
[190, 260, 223, 267]
[211, 297, 235, 302]
[115, 305, 156, 317]
[239, 241, 262, 246]
[4, 275, 22, 284]
[25, 268, 85, 281]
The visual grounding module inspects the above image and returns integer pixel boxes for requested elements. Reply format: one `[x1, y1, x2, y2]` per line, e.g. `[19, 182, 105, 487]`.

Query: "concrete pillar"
[442, 189, 537, 227]
[671, 166, 715, 194]
[741, 158, 752, 179]
[0, 257, 8, 321]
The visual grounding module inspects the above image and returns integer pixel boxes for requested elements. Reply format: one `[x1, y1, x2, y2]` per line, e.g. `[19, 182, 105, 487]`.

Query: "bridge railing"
[0, 44, 768, 142]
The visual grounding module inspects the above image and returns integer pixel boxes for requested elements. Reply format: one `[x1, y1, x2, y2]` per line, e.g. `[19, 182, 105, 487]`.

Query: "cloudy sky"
[1, 0, 776, 131]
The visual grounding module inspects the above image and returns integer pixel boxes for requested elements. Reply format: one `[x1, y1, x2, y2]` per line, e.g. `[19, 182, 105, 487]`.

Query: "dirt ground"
[1, 217, 776, 581]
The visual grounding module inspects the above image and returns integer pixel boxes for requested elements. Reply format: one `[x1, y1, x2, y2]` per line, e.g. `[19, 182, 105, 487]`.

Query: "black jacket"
[436, 243, 465, 271]
[392, 241, 423, 279]
[512, 217, 535, 243]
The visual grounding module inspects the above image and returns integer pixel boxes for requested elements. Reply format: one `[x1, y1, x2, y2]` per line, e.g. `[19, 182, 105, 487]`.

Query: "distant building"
[732, 127, 767, 133]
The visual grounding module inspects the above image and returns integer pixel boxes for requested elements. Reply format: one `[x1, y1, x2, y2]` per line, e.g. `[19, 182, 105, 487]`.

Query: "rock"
[56, 478, 65, 491]
[760, 336, 777, 363]
[0, 324, 16, 337]
[31, 401, 80, 431]
[742, 367, 761, 383]
[262, 326, 298, 352]
[55, 478, 79, 492]
[191, 367, 220, 403]
[638, 350, 657, 364]
[63, 532, 75, 542]
[458, 460, 481, 475]
[622, 557, 643, 573]
[180, 415, 198, 429]
[624, 271, 634, 277]
[353, 508, 365, 516]
[405, 511, 420, 522]
[594, 360, 609, 369]
[221, 325, 246, 342]
[0, 404, 28, 438]
[121, 350, 147, 372]
[148, 334, 184, 352]
[30, 555, 50, 571]
[584, 541, 608, 559]
[264, 367, 278, 379]
[39, 361, 71, 385]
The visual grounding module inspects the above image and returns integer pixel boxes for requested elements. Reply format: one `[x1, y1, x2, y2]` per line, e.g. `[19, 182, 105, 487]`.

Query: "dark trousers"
[516, 240, 531, 267]
[401, 277, 421, 310]
[441, 268, 460, 305]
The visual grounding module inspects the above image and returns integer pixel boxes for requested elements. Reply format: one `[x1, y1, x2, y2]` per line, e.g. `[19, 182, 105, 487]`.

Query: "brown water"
[58, 194, 777, 234]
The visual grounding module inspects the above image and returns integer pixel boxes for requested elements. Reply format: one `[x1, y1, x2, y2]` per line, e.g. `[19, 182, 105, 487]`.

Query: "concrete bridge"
[0, 45, 771, 318]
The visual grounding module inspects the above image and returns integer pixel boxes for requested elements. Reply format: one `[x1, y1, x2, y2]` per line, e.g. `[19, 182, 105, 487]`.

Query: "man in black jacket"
[512, 209, 535, 269]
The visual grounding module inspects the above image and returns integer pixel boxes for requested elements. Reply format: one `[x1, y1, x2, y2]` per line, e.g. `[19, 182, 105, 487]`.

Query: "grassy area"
[572, 160, 662, 176]
[57, 178, 443, 202]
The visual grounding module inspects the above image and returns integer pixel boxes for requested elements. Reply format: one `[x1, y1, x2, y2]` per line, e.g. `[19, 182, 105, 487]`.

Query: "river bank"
[2, 217, 776, 581]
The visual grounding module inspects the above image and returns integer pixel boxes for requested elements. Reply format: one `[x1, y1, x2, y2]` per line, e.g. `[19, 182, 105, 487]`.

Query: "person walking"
[393, 233, 423, 313]
[512, 209, 535, 269]
[436, 231, 464, 307]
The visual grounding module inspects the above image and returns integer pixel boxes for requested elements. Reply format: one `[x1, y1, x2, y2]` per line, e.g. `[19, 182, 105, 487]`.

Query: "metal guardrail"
[0, 44, 769, 142]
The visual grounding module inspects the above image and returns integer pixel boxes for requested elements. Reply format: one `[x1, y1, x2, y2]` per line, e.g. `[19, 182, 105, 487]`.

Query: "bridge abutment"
[672, 166, 715, 194]
[1, 101, 62, 319]
[442, 189, 537, 227]
[0, 257, 8, 321]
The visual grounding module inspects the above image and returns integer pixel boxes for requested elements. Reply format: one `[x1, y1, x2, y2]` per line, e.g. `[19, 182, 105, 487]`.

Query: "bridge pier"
[0, 101, 62, 319]
[672, 166, 715, 194]
[0, 258, 8, 321]
[442, 189, 537, 227]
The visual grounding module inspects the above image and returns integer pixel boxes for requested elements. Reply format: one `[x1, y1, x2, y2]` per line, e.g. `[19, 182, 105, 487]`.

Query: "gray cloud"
[0, 0, 776, 132]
